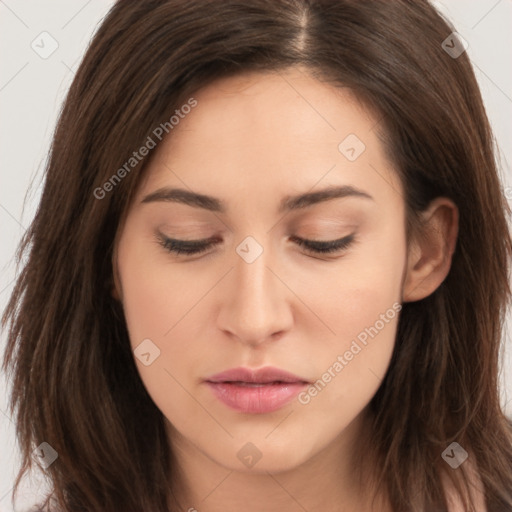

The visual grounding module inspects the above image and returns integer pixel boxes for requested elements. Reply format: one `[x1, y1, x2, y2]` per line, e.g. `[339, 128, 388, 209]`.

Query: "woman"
[2, 0, 512, 511]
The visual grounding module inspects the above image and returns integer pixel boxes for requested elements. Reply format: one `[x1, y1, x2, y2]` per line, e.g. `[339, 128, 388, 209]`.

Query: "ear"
[402, 197, 459, 303]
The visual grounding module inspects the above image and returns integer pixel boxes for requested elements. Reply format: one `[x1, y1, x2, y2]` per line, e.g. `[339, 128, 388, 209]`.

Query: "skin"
[113, 66, 459, 512]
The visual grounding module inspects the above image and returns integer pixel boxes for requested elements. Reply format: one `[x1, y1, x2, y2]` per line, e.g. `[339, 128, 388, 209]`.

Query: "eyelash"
[156, 233, 355, 257]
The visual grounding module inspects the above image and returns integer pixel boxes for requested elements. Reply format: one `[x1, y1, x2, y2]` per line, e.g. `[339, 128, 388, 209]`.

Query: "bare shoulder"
[441, 453, 487, 512]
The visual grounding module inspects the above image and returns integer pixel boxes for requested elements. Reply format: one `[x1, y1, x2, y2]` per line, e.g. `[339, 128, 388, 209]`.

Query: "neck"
[166, 407, 390, 512]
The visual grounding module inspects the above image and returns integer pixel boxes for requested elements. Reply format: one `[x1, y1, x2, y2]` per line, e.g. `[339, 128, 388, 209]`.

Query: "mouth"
[204, 367, 310, 414]
[214, 381, 305, 386]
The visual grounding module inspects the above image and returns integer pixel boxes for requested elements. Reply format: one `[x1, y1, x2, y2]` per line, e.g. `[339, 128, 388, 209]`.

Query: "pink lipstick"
[204, 367, 309, 414]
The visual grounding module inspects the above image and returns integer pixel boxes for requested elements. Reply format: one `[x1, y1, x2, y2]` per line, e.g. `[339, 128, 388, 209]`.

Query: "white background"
[1, 1, 511, 510]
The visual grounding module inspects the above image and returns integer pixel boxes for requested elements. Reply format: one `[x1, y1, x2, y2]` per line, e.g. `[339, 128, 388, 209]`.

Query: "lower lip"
[206, 381, 308, 413]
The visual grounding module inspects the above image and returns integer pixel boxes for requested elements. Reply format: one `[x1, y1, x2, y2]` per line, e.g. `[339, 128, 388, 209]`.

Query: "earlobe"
[402, 198, 459, 303]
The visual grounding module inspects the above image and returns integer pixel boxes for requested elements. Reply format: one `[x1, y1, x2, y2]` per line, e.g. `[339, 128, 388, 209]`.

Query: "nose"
[216, 240, 293, 347]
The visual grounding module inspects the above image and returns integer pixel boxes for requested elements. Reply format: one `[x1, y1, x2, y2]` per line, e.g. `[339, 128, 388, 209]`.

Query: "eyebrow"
[141, 185, 373, 213]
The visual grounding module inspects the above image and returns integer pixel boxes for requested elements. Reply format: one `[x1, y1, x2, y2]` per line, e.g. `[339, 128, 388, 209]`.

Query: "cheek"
[116, 224, 237, 378]
[295, 310, 398, 449]
[295, 217, 405, 343]
[116, 237, 209, 427]
[117, 232, 205, 347]
[297, 229, 405, 418]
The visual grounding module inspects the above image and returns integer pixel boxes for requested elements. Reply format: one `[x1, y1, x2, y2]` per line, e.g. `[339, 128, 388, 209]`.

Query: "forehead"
[135, 67, 403, 211]
[166, 68, 375, 155]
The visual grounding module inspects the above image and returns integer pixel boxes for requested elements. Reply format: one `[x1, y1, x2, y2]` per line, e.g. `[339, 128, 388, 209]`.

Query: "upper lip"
[205, 366, 310, 384]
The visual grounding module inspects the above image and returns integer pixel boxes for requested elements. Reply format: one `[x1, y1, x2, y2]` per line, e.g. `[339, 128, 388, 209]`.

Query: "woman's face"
[114, 67, 409, 473]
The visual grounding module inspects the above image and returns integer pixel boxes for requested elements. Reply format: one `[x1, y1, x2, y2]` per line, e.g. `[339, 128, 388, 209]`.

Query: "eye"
[156, 233, 355, 257]
[290, 233, 355, 254]
[156, 234, 221, 255]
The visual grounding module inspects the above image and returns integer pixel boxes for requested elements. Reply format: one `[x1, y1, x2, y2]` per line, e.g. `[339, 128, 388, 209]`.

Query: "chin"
[219, 436, 318, 474]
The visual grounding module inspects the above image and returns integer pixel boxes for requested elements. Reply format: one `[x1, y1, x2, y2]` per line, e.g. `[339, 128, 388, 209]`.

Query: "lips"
[204, 367, 310, 414]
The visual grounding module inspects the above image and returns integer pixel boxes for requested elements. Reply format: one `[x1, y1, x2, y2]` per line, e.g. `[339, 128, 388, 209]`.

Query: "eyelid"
[155, 233, 221, 255]
[289, 233, 355, 255]
[155, 232, 356, 257]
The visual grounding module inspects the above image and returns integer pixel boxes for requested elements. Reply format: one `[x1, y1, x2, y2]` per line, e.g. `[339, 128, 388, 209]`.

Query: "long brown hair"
[2, 0, 512, 510]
